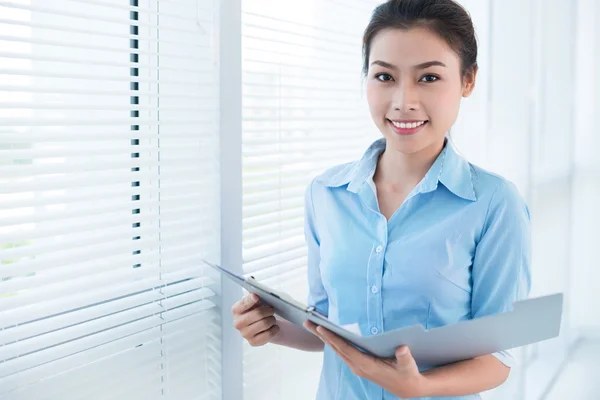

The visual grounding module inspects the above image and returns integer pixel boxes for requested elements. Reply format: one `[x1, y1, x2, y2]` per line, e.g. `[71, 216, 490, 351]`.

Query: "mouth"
[387, 119, 428, 136]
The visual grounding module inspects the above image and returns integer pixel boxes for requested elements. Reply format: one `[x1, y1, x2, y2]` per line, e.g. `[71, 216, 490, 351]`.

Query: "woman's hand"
[232, 293, 281, 347]
[303, 321, 427, 399]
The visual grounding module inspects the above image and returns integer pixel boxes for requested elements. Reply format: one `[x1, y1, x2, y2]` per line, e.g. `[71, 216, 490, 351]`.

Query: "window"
[0, 1, 220, 398]
[2, 1, 593, 399]
[240, 1, 380, 399]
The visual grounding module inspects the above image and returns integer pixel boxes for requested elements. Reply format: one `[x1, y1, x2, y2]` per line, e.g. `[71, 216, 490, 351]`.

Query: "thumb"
[246, 293, 258, 305]
[395, 345, 411, 362]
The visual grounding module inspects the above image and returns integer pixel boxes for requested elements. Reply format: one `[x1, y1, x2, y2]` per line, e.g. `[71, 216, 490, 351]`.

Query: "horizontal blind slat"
[0, 37, 208, 62]
[0, 326, 165, 394]
[0, 84, 213, 99]
[0, 274, 216, 343]
[0, 265, 215, 314]
[0, 102, 216, 112]
[0, 116, 214, 127]
[1, 299, 217, 373]
[0, 20, 205, 49]
[1, 0, 219, 395]
[0, 291, 215, 362]
[241, 3, 377, 397]
[0, 2, 207, 35]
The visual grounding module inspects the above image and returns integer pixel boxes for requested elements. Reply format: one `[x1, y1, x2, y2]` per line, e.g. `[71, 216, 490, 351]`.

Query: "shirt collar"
[319, 137, 477, 201]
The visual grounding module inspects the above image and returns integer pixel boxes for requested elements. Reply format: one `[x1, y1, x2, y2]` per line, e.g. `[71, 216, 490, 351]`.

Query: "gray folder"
[206, 260, 563, 368]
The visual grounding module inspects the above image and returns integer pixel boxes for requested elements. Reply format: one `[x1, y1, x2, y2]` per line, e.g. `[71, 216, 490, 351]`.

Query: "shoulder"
[308, 137, 385, 191]
[304, 160, 359, 214]
[303, 160, 359, 198]
[312, 161, 358, 188]
[469, 163, 530, 225]
[470, 164, 525, 204]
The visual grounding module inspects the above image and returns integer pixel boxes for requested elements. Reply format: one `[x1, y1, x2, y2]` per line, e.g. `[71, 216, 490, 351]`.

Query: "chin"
[385, 138, 423, 155]
[382, 132, 426, 154]
[388, 133, 447, 155]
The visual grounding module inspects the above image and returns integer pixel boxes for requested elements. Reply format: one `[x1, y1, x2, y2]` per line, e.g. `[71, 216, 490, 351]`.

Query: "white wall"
[454, 0, 600, 398]
[571, 0, 600, 337]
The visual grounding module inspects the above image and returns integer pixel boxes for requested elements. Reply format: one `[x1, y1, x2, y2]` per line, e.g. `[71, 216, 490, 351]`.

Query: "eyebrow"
[370, 60, 447, 70]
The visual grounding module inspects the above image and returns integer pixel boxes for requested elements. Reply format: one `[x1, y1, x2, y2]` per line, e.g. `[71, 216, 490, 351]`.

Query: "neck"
[375, 139, 446, 189]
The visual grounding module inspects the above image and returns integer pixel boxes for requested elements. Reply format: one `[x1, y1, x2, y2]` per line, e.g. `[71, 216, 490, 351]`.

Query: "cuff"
[491, 350, 515, 368]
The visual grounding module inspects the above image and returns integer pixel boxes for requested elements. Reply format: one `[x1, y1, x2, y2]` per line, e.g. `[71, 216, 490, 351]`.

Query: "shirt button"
[371, 327, 379, 335]
[375, 245, 383, 253]
[371, 285, 378, 294]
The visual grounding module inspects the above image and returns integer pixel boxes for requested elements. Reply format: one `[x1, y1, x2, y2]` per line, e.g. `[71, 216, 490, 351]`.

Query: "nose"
[392, 82, 419, 112]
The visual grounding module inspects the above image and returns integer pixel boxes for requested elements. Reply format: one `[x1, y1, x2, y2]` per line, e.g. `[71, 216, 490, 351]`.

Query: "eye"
[419, 74, 439, 83]
[375, 73, 394, 82]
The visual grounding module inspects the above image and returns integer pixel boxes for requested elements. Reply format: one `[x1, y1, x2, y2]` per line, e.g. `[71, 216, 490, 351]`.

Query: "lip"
[387, 119, 428, 136]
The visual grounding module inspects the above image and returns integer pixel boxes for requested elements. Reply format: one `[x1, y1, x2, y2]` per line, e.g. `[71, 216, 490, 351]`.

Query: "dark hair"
[362, 0, 478, 78]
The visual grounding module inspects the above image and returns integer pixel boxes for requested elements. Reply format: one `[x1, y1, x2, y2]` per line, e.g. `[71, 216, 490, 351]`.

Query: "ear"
[461, 65, 478, 98]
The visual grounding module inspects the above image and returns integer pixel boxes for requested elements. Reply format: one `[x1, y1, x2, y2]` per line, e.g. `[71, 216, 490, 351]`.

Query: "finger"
[233, 305, 275, 331]
[395, 345, 409, 359]
[316, 327, 383, 376]
[313, 332, 370, 378]
[315, 327, 356, 364]
[231, 293, 260, 315]
[331, 346, 353, 365]
[248, 324, 281, 347]
[321, 337, 362, 376]
[318, 327, 372, 360]
[303, 321, 320, 335]
[241, 315, 277, 338]
[316, 327, 354, 358]
[394, 345, 417, 370]
[316, 331, 350, 362]
[315, 326, 337, 346]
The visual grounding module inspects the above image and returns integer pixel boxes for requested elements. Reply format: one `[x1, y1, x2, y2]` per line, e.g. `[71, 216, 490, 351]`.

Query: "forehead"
[368, 27, 460, 68]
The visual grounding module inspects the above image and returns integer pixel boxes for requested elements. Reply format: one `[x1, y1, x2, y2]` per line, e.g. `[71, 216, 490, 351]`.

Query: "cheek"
[424, 86, 462, 122]
[366, 83, 387, 117]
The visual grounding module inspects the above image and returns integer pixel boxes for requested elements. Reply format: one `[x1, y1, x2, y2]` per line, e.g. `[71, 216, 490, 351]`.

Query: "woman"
[232, 0, 531, 398]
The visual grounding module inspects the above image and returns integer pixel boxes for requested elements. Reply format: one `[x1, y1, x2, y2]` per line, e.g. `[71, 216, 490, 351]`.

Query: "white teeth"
[391, 121, 425, 129]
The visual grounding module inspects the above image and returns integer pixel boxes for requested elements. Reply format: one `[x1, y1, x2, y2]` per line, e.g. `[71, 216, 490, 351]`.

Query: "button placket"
[368, 218, 387, 339]
[370, 241, 385, 336]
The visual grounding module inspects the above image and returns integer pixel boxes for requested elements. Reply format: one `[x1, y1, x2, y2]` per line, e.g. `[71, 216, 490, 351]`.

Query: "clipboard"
[205, 260, 563, 368]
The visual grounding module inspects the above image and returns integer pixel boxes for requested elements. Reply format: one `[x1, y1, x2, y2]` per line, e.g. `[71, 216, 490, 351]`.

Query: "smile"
[387, 119, 428, 135]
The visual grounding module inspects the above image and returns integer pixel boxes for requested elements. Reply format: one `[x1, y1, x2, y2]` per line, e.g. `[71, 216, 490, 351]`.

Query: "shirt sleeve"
[304, 179, 329, 317]
[471, 180, 532, 368]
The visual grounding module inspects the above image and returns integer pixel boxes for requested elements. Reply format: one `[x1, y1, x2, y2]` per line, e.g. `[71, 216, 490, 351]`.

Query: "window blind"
[0, 1, 221, 399]
[241, 1, 381, 399]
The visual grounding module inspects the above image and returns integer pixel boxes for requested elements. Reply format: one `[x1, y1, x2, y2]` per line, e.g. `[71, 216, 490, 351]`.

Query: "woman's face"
[366, 27, 476, 155]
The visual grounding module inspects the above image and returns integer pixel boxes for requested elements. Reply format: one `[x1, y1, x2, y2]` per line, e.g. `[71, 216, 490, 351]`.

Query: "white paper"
[341, 323, 362, 336]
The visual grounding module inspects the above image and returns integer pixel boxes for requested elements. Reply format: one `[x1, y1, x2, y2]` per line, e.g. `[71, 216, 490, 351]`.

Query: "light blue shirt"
[304, 138, 531, 400]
